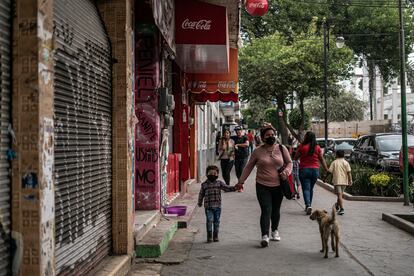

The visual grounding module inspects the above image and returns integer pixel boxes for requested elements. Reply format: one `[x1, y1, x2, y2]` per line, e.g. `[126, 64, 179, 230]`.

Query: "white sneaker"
[261, 235, 269, 247]
[271, 230, 281, 241]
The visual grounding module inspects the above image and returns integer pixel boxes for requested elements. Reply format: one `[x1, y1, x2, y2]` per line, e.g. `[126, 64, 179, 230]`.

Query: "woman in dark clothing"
[294, 131, 329, 215]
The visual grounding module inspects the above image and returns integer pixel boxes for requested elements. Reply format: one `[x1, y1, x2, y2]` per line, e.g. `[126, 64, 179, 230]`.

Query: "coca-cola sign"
[181, 19, 212, 30]
[245, 0, 269, 17]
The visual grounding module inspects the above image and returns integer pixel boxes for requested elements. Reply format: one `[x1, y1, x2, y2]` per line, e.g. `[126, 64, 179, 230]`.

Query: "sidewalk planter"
[317, 180, 405, 202]
[382, 213, 414, 236]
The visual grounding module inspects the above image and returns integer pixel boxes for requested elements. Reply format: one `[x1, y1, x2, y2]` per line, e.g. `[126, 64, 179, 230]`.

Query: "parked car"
[399, 144, 414, 179]
[316, 138, 335, 154]
[351, 133, 414, 173]
[325, 138, 357, 160]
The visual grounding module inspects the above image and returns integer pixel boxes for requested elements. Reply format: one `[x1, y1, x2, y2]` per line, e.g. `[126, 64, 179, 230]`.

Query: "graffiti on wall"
[135, 25, 161, 210]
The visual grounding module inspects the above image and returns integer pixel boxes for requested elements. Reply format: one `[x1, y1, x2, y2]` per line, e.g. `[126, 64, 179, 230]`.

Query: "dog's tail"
[329, 204, 337, 224]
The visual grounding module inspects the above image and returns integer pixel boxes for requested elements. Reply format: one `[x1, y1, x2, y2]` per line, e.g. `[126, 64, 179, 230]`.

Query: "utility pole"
[398, 0, 409, 205]
[323, 21, 329, 150]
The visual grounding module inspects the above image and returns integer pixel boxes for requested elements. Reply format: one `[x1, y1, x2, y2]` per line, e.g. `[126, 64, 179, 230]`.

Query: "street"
[161, 168, 414, 276]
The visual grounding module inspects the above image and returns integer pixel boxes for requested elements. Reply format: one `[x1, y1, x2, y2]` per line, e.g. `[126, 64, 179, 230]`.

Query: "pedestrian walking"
[232, 126, 249, 182]
[246, 130, 254, 154]
[215, 131, 222, 156]
[294, 131, 329, 215]
[326, 150, 352, 215]
[292, 160, 301, 199]
[235, 125, 292, 247]
[254, 130, 262, 147]
[218, 129, 235, 185]
[198, 165, 236, 243]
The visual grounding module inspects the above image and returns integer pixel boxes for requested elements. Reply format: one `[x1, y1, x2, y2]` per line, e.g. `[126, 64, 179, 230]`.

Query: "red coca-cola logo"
[181, 19, 212, 30]
[245, 0, 269, 17]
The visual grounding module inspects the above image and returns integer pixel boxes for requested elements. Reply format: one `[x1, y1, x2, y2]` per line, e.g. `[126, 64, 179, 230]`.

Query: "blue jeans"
[299, 168, 320, 207]
[205, 207, 221, 233]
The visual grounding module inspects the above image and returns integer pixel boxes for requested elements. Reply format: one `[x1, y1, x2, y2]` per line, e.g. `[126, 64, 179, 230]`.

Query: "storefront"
[53, 0, 113, 274]
[175, 0, 240, 180]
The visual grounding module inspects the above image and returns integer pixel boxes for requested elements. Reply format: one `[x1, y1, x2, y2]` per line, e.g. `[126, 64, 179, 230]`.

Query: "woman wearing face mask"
[218, 129, 235, 185]
[235, 126, 292, 247]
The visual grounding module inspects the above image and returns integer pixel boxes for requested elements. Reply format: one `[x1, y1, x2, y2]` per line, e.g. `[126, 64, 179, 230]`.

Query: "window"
[384, 114, 388, 120]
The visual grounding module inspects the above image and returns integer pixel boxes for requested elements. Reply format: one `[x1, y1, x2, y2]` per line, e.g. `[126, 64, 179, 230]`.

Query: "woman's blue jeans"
[299, 168, 319, 207]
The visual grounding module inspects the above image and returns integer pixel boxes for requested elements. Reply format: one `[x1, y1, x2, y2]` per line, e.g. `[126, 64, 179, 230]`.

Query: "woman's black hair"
[303, 131, 316, 155]
[260, 127, 276, 140]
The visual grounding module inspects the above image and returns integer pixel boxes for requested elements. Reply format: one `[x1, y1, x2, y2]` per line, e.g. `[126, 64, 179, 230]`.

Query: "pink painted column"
[135, 25, 161, 210]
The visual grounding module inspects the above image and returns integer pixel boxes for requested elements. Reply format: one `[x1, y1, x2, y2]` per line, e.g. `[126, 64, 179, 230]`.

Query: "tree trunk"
[368, 60, 375, 121]
[277, 100, 289, 145]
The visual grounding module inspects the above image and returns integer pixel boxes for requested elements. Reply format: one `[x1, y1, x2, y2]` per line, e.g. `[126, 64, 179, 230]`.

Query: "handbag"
[278, 144, 294, 200]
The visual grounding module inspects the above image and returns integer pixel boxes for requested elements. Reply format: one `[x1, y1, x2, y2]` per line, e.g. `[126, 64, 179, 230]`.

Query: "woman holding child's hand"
[235, 125, 292, 248]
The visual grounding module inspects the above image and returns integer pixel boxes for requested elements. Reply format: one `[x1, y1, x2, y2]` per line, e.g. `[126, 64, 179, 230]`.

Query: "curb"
[382, 213, 414, 236]
[136, 220, 178, 258]
[94, 255, 131, 276]
[316, 179, 404, 202]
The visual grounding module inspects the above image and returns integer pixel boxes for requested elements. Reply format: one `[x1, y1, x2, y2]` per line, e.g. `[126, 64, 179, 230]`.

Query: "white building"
[346, 56, 414, 124]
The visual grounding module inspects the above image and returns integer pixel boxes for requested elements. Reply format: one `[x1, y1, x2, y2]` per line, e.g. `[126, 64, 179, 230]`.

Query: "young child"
[327, 150, 353, 215]
[198, 165, 237, 242]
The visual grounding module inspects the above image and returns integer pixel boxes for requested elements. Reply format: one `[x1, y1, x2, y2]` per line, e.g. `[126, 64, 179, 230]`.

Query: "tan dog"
[310, 205, 340, 258]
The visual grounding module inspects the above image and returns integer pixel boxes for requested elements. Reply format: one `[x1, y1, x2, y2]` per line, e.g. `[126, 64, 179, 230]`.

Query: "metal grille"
[53, 0, 112, 274]
[0, 0, 11, 275]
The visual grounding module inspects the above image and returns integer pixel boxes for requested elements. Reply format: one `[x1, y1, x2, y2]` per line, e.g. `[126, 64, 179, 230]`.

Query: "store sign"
[175, 0, 229, 73]
[175, 0, 227, 46]
[245, 0, 269, 17]
[152, 0, 175, 53]
[181, 19, 212, 30]
[187, 48, 239, 102]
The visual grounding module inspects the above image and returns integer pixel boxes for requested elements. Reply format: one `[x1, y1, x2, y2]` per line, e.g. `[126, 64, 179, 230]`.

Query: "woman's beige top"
[218, 138, 235, 160]
[239, 144, 293, 187]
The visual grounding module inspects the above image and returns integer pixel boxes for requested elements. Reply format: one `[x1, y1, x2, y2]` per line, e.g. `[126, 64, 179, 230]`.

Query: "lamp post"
[323, 21, 329, 151]
[398, 0, 409, 206]
[323, 20, 344, 151]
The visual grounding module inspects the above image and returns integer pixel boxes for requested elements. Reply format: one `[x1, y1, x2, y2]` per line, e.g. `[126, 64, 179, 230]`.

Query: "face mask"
[207, 175, 218, 182]
[265, 136, 276, 145]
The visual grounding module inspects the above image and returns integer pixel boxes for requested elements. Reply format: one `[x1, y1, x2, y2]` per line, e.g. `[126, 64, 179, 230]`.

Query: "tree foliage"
[239, 34, 354, 141]
[264, 108, 279, 131]
[289, 108, 310, 130]
[306, 91, 366, 122]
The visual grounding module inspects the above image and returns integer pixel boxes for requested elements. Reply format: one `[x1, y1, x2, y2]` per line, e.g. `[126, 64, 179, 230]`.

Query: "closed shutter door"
[53, 0, 112, 274]
[0, 1, 11, 275]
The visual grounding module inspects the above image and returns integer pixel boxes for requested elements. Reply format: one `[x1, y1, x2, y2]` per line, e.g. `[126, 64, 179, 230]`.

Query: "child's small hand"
[349, 181, 353, 186]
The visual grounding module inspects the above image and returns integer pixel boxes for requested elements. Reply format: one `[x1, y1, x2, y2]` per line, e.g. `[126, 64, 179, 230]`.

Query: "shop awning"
[175, 0, 229, 74]
[188, 48, 238, 102]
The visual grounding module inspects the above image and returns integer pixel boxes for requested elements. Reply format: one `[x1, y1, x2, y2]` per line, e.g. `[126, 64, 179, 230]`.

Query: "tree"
[306, 91, 366, 122]
[241, 0, 414, 120]
[264, 108, 279, 132]
[239, 34, 354, 142]
[289, 108, 310, 130]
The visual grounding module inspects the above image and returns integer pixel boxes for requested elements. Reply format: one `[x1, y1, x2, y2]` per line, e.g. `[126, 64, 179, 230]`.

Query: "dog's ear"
[323, 210, 328, 214]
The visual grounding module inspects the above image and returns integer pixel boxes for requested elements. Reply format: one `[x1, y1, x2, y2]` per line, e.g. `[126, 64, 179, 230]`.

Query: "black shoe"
[338, 208, 345, 215]
[213, 232, 219, 242]
[335, 202, 340, 211]
[207, 232, 213, 243]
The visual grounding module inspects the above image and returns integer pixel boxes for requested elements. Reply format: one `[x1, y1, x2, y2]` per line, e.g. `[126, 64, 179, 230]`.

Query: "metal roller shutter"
[0, 0, 11, 275]
[53, 0, 112, 274]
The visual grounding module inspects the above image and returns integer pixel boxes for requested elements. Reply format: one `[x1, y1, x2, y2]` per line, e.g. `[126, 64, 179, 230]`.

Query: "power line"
[293, 0, 411, 9]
